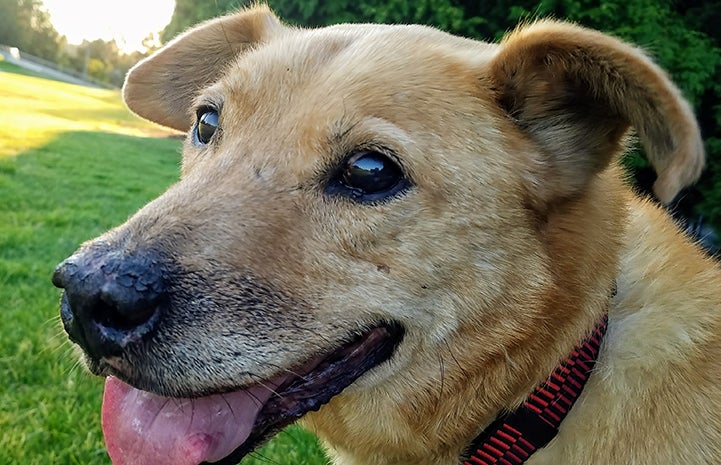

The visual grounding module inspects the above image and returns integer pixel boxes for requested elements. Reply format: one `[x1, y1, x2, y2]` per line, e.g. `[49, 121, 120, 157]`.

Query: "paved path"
[0, 48, 107, 88]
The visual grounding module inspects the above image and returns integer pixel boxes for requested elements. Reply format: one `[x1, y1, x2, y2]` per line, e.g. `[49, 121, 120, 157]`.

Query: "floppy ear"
[489, 20, 704, 204]
[123, 5, 284, 131]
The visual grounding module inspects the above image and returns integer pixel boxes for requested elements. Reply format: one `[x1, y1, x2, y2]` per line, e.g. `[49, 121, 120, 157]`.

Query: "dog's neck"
[462, 313, 609, 465]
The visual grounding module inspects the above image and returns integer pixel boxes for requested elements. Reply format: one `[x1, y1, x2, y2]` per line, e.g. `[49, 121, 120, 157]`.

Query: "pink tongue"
[101, 376, 274, 465]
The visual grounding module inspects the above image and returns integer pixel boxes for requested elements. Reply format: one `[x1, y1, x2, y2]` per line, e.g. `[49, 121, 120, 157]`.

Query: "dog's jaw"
[100, 324, 403, 465]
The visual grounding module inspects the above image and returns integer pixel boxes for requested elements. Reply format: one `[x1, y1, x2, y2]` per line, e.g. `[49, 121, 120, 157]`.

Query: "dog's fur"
[71, 5, 721, 464]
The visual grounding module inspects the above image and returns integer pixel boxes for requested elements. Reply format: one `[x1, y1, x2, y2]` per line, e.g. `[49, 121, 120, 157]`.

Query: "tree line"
[3, 0, 721, 233]
[0, 0, 157, 87]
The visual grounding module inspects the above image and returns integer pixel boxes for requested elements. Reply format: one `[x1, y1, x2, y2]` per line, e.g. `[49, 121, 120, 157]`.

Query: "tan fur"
[90, 5, 720, 464]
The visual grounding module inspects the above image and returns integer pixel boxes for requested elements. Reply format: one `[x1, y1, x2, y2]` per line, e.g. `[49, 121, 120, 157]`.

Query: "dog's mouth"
[101, 323, 403, 465]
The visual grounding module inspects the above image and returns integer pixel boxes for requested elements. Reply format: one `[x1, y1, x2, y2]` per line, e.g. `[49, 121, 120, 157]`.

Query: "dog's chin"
[99, 322, 404, 465]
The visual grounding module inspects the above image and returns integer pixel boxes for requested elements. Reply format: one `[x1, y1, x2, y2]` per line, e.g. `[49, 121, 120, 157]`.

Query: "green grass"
[0, 64, 327, 464]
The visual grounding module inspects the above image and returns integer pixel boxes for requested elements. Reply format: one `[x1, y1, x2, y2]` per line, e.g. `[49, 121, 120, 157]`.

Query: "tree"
[0, 0, 62, 60]
[548, 0, 721, 227]
[161, 0, 241, 43]
[62, 38, 153, 88]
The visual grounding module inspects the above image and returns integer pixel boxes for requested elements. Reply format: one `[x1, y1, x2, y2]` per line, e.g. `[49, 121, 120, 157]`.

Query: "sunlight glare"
[42, 0, 175, 53]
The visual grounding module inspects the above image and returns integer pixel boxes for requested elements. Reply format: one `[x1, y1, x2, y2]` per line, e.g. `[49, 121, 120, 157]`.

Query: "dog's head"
[53, 6, 704, 465]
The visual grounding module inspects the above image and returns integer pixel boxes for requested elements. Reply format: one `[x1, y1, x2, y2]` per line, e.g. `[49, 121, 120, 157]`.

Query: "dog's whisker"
[234, 390, 262, 410]
[247, 450, 282, 465]
[220, 391, 238, 417]
[67, 356, 85, 377]
[502, 348, 519, 371]
[278, 366, 310, 383]
[189, 397, 196, 426]
[247, 373, 285, 399]
[257, 361, 311, 383]
[435, 350, 447, 412]
[50, 335, 74, 357]
[443, 340, 470, 380]
[145, 397, 172, 431]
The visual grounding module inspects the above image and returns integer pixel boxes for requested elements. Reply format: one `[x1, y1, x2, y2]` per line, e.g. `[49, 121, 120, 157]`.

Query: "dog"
[53, 5, 721, 465]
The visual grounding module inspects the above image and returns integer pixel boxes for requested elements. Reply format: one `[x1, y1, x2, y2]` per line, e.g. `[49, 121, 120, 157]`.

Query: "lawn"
[0, 61, 327, 464]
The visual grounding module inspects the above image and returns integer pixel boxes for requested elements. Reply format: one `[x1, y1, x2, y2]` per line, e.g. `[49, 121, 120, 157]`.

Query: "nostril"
[94, 294, 161, 332]
[94, 267, 165, 332]
[90, 283, 162, 331]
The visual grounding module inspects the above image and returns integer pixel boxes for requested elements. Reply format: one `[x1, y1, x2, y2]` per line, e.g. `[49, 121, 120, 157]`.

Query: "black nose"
[53, 248, 166, 360]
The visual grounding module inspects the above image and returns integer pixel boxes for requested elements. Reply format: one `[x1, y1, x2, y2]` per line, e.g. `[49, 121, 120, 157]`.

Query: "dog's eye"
[342, 151, 401, 192]
[195, 110, 219, 144]
[329, 150, 408, 203]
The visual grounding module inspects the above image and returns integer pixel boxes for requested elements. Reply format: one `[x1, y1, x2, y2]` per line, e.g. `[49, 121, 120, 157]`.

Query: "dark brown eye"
[328, 150, 409, 203]
[195, 110, 219, 144]
[342, 151, 401, 193]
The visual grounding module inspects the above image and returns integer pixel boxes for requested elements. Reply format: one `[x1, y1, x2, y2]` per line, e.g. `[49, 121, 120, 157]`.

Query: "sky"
[42, 0, 176, 53]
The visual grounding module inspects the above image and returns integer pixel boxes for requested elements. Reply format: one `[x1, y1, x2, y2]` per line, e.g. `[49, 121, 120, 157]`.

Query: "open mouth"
[101, 323, 404, 465]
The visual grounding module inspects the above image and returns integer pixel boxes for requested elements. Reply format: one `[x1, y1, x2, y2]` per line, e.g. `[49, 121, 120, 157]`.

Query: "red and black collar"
[463, 314, 608, 465]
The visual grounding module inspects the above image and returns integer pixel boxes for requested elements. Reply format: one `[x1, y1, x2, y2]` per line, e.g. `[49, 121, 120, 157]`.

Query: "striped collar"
[463, 314, 608, 465]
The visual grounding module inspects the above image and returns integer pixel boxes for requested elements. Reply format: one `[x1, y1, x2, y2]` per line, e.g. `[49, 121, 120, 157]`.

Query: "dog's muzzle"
[52, 247, 167, 360]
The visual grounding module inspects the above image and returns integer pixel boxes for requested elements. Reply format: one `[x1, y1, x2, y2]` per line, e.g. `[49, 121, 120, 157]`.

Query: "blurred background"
[0, 1, 719, 464]
[2, 0, 720, 246]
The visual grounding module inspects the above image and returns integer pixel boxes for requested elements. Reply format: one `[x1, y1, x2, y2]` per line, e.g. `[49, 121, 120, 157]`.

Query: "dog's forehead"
[206, 24, 498, 159]
[213, 23, 496, 109]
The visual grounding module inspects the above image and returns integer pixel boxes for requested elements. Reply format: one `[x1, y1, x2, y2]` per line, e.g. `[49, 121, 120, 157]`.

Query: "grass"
[0, 60, 168, 158]
[0, 63, 327, 464]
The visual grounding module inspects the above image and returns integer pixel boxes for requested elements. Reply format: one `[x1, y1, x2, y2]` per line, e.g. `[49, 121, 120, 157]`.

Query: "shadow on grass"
[0, 131, 181, 264]
[0, 130, 327, 465]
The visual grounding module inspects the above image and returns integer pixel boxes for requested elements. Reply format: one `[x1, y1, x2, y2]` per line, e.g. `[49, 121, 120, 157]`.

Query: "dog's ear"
[489, 20, 704, 204]
[123, 5, 284, 131]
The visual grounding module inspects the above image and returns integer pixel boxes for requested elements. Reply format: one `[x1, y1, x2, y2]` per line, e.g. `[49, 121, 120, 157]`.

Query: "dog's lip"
[205, 322, 404, 465]
[101, 322, 404, 465]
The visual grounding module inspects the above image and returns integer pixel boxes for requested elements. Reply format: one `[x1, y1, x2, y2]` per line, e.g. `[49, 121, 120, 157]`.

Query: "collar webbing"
[464, 314, 608, 465]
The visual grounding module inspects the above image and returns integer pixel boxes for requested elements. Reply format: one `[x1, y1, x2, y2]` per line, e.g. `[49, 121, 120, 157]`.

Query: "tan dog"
[53, 5, 721, 465]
